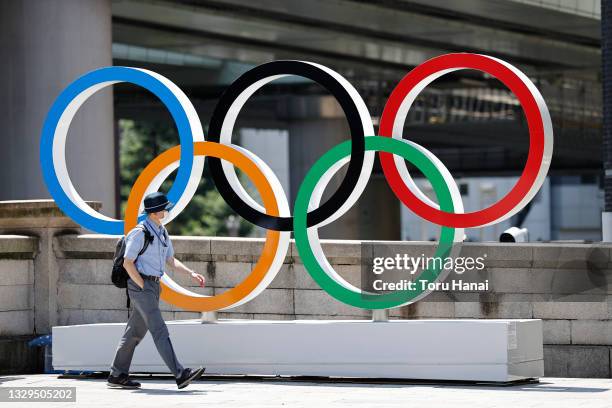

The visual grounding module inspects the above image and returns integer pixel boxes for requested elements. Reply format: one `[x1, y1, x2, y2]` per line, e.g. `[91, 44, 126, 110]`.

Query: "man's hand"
[190, 272, 206, 287]
[167, 256, 205, 287]
[124, 259, 144, 289]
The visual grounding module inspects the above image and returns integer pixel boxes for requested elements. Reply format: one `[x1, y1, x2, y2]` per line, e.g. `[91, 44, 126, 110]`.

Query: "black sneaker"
[176, 367, 205, 389]
[107, 373, 141, 389]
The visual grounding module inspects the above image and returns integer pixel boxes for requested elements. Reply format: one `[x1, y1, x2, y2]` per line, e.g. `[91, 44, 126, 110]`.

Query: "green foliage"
[118, 119, 253, 237]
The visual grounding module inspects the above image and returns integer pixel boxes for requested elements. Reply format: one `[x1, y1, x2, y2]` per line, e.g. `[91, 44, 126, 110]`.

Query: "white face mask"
[150, 210, 168, 223]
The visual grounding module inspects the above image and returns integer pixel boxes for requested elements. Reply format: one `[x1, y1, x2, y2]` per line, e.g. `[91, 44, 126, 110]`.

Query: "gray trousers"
[110, 278, 184, 378]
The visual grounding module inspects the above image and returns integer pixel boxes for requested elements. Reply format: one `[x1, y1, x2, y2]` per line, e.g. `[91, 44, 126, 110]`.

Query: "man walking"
[107, 192, 206, 389]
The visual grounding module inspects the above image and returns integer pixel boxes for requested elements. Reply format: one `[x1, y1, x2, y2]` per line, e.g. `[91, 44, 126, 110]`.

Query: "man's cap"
[143, 192, 174, 214]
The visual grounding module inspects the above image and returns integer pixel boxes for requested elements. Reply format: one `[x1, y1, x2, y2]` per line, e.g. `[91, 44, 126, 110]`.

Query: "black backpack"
[112, 224, 153, 289]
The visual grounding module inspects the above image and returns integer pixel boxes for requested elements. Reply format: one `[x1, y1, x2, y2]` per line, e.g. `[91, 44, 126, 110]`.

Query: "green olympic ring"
[293, 136, 456, 309]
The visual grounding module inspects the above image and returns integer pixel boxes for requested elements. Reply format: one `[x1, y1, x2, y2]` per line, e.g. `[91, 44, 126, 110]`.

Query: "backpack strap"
[125, 224, 153, 311]
[134, 224, 153, 260]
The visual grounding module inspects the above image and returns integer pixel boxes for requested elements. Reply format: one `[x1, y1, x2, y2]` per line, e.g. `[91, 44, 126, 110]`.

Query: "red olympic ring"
[379, 53, 552, 228]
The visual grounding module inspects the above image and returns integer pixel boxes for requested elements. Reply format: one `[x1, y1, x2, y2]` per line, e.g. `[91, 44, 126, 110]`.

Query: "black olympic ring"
[208, 60, 369, 231]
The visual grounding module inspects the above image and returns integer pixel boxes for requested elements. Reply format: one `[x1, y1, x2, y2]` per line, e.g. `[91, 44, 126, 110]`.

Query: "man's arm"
[123, 228, 145, 289]
[166, 257, 206, 287]
[124, 259, 145, 289]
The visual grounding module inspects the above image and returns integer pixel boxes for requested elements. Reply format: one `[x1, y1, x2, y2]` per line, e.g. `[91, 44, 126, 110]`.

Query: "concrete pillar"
[0, 0, 116, 218]
[289, 116, 357, 239]
[287, 96, 400, 240]
[603, 0, 612, 241]
[357, 174, 401, 241]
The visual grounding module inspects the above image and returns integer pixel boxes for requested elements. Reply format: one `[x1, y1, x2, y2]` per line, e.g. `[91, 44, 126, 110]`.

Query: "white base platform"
[52, 319, 543, 382]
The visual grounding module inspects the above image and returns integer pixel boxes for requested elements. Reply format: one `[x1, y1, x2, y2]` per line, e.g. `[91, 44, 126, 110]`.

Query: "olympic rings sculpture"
[40, 53, 553, 311]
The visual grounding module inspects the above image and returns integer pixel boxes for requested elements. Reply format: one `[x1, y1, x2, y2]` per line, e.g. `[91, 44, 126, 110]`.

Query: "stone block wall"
[53, 235, 369, 323]
[0, 236, 37, 336]
[0, 235, 39, 374]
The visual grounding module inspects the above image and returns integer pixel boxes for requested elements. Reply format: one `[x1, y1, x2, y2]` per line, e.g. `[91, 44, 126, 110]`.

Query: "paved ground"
[0, 374, 611, 407]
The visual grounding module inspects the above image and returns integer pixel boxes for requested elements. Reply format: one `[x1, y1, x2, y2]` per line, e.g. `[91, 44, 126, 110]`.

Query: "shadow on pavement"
[57, 374, 611, 394]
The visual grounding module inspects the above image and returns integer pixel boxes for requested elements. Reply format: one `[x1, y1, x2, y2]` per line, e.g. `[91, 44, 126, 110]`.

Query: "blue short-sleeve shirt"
[124, 218, 174, 277]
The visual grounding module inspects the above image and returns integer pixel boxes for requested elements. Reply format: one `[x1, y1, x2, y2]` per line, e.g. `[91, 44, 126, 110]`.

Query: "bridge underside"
[111, 0, 602, 176]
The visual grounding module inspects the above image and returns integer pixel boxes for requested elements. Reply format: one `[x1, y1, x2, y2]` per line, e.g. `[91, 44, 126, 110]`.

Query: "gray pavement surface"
[0, 374, 611, 407]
